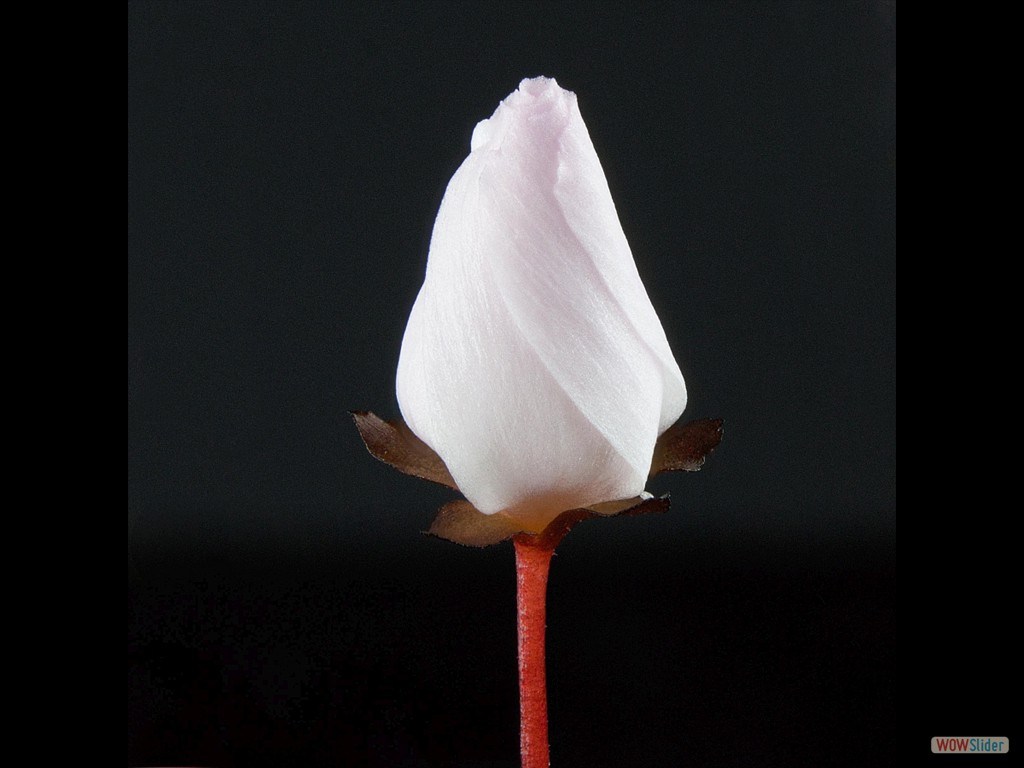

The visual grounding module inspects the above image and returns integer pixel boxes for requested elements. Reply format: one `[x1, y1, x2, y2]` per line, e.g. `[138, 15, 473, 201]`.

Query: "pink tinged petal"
[396, 77, 687, 527]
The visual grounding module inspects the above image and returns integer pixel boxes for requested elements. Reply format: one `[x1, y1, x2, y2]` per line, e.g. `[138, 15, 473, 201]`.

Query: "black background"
[129, 3, 902, 766]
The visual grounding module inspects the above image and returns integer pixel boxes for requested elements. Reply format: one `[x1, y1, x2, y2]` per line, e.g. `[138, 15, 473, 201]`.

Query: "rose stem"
[514, 532, 557, 768]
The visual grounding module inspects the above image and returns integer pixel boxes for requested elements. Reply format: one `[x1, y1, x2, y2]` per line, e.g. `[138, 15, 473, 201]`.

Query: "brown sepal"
[650, 417, 724, 477]
[350, 411, 459, 490]
[427, 494, 671, 548]
[427, 499, 525, 547]
[353, 409, 722, 548]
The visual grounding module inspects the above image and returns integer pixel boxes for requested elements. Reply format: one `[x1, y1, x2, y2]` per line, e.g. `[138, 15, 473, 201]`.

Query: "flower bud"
[396, 77, 687, 530]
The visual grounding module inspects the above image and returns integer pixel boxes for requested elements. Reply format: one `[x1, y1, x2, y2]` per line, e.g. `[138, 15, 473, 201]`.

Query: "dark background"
[129, 3, 901, 766]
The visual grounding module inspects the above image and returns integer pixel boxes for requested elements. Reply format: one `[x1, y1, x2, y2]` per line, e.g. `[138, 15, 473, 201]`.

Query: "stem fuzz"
[514, 533, 556, 768]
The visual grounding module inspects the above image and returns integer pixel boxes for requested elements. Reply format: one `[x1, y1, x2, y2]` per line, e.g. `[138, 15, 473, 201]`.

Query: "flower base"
[352, 410, 723, 547]
[351, 409, 723, 766]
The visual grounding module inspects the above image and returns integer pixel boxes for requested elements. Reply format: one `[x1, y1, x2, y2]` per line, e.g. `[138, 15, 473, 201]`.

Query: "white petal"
[397, 77, 686, 528]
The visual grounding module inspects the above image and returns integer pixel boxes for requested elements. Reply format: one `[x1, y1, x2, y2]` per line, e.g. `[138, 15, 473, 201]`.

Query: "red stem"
[514, 533, 556, 768]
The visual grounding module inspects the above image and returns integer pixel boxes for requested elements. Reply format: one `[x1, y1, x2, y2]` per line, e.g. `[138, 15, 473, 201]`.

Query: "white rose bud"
[396, 76, 687, 531]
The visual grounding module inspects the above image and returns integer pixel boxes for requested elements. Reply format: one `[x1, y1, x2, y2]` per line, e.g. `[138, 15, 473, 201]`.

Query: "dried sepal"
[350, 411, 459, 490]
[649, 417, 724, 477]
[530, 494, 673, 549]
[585, 493, 663, 517]
[427, 499, 526, 547]
[592, 493, 672, 520]
[427, 493, 671, 548]
[353, 408, 722, 548]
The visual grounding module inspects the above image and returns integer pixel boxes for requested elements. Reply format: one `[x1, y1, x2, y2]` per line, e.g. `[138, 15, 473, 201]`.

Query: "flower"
[396, 76, 687, 532]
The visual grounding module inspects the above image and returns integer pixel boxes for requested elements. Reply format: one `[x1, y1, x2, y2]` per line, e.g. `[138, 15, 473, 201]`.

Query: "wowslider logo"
[932, 737, 1009, 754]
